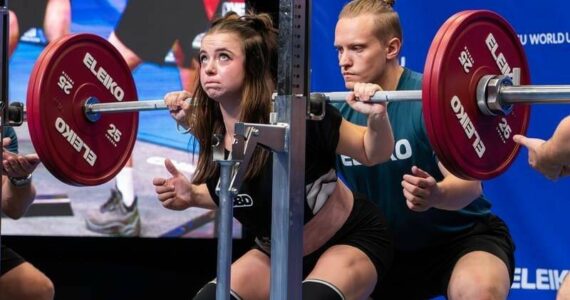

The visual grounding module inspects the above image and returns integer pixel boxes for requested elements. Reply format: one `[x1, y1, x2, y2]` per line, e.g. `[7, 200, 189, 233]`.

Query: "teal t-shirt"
[3, 126, 18, 153]
[334, 67, 491, 251]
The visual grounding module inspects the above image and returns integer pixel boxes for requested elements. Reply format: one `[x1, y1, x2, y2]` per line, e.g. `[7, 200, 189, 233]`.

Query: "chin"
[205, 89, 222, 100]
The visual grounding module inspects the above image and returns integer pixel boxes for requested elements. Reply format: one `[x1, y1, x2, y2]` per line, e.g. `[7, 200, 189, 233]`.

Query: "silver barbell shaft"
[51, 83, 570, 116]
[322, 90, 422, 102]
[85, 100, 168, 113]
[500, 85, 570, 104]
[84, 90, 423, 115]
[325, 85, 570, 104]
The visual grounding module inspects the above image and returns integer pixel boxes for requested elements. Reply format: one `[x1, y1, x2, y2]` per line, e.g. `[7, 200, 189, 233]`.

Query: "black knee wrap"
[302, 279, 345, 300]
[193, 281, 242, 300]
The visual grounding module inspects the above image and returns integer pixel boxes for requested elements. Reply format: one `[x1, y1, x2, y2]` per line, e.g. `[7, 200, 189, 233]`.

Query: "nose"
[338, 51, 351, 68]
[204, 59, 216, 75]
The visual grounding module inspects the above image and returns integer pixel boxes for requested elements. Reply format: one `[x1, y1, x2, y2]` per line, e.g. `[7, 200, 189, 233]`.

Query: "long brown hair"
[340, 0, 402, 44]
[191, 12, 278, 184]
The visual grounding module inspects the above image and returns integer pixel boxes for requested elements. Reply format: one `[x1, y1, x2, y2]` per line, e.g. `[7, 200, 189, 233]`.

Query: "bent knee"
[449, 277, 508, 300]
[15, 275, 54, 300]
[30, 273, 55, 300]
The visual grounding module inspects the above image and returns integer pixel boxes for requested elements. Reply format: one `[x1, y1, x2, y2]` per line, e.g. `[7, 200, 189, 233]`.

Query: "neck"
[379, 62, 404, 91]
[219, 99, 241, 150]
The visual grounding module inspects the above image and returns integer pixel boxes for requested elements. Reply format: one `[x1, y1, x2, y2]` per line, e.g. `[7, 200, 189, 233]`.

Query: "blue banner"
[311, 1, 570, 299]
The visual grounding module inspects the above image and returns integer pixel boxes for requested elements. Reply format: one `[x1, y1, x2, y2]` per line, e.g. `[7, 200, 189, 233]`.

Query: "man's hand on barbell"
[347, 82, 388, 116]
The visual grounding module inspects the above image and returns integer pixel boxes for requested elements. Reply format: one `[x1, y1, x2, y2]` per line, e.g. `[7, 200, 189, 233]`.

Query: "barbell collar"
[477, 75, 514, 117]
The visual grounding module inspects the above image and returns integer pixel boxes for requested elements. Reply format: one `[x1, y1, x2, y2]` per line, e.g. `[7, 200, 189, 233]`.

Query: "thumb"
[24, 154, 41, 166]
[164, 159, 180, 176]
[411, 166, 430, 178]
[181, 97, 192, 110]
[2, 137, 11, 147]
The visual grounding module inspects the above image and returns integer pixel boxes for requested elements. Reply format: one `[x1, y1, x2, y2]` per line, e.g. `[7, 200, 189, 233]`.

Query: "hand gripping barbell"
[10, 10, 570, 185]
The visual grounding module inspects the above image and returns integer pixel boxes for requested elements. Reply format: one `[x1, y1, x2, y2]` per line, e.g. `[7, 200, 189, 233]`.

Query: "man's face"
[334, 14, 389, 90]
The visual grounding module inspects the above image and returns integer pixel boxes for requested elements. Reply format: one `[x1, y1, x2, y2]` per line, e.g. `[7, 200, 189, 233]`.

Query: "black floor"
[3, 235, 253, 300]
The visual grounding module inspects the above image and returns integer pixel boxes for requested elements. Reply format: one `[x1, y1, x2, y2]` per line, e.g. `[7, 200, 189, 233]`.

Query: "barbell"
[12, 10, 569, 186]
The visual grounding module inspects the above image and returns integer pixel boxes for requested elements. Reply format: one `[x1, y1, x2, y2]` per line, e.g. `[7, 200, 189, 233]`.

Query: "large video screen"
[2, 0, 247, 238]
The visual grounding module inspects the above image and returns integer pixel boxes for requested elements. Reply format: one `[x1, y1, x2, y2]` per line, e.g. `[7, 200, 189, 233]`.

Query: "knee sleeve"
[193, 281, 243, 300]
[302, 279, 345, 300]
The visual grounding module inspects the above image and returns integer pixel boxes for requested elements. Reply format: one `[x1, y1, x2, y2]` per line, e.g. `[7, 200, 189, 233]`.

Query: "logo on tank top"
[233, 194, 253, 207]
[340, 139, 413, 166]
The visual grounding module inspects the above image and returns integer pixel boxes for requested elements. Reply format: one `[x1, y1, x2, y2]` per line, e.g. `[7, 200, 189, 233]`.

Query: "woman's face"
[199, 31, 246, 104]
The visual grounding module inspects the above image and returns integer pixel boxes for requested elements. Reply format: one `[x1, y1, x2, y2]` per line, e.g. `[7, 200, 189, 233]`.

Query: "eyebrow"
[334, 42, 366, 48]
[200, 47, 236, 55]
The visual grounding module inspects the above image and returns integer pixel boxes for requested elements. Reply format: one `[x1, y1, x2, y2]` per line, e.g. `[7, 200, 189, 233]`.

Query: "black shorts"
[9, 0, 49, 35]
[1, 244, 26, 276]
[114, 0, 209, 66]
[254, 193, 394, 281]
[372, 214, 515, 299]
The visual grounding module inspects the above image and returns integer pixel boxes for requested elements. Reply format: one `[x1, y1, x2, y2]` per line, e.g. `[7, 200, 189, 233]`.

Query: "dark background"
[5, 236, 252, 299]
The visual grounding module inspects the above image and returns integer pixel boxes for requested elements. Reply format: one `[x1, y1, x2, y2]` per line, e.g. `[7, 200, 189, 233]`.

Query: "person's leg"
[43, 0, 70, 42]
[8, 0, 47, 56]
[108, 31, 143, 69]
[194, 249, 271, 300]
[172, 40, 200, 92]
[115, 158, 136, 208]
[170, 1, 209, 92]
[0, 262, 54, 300]
[305, 244, 377, 300]
[447, 251, 510, 300]
[447, 215, 515, 300]
[8, 10, 19, 58]
[557, 274, 570, 300]
[85, 156, 140, 236]
[304, 193, 392, 299]
[85, 31, 142, 236]
[107, 32, 139, 209]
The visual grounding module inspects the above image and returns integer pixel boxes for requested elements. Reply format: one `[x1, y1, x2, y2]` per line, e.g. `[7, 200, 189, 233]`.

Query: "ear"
[385, 37, 401, 60]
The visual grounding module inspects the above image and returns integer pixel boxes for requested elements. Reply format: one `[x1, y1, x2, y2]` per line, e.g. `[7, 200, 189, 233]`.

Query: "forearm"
[432, 176, 482, 211]
[543, 116, 570, 165]
[190, 183, 218, 210]
[1, 178, 36, 219]
[363, 112, 394, 165]
[178, 115, 192, 130]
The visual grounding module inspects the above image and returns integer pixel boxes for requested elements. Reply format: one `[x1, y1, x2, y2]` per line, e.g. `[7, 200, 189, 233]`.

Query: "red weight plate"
[27, 33, 138, 186]
[422, 11, 471, 179]
[423, 10, 531, 180]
